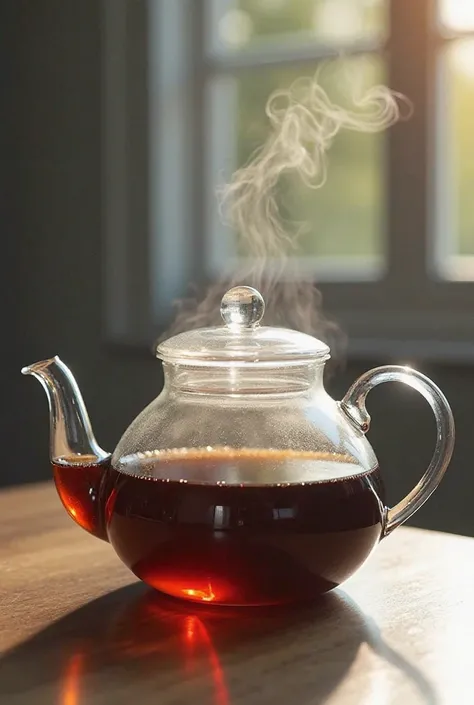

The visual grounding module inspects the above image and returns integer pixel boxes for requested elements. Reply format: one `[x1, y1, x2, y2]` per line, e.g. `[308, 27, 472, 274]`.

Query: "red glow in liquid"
[143, 575, 229, 604]
[181, 582, 216, 603]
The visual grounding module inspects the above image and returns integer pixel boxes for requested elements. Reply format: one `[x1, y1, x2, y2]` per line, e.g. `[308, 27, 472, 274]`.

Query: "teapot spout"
[22, 356, 111, 540]
[21, 356, 109, 465]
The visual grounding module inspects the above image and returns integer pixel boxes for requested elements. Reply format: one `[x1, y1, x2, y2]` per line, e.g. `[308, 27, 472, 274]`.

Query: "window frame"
[103, 0, 474, 361]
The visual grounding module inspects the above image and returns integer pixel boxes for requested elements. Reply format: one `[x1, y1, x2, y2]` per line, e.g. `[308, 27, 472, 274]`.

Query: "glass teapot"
[22, 286, 455, 606]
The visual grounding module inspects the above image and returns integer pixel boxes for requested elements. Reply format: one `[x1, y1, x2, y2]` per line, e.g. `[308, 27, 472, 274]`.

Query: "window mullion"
[148, 0, 200, 326]
[386, 0, 434, 304]
[206, 39, 383, 74]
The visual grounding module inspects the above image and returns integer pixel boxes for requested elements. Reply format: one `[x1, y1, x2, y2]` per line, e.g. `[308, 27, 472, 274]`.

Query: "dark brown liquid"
[53, 454, 109, 539]
[53, 449, 385, 606]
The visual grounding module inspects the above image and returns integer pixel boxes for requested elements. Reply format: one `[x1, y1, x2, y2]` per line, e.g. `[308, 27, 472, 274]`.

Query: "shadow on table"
[0, 583, 437, 705]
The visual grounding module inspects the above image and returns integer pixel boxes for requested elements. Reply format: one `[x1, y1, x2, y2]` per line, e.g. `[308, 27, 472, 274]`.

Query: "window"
[436, 0, 474, 279]
[206, 0, 388, 282]
[103, 0, 474, 360]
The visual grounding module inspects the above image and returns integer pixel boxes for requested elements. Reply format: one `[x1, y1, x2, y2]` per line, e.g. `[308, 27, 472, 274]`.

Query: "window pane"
[207, 55, 387, 278]
[439, 0, 474, 32]
[436, 39, 474, 278]
[208, 0, 388, 53]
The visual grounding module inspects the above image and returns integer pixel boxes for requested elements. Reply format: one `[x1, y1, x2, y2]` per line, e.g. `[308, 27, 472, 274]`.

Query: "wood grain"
[0, 481, 473, 705]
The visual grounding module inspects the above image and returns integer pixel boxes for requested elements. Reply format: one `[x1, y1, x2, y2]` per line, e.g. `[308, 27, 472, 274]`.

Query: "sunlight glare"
[451, 39, 474, 79]
[440, 0, 474, 31]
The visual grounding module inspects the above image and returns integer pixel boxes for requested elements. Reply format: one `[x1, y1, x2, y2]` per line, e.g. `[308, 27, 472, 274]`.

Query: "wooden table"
[1, 482, 473, 705]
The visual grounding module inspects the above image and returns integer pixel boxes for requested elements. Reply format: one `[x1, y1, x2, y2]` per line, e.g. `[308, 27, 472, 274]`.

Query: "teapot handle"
[340, 365, 455, 537]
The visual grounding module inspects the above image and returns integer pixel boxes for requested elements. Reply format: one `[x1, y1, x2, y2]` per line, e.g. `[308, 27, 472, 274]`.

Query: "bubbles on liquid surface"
[115, 447, 368, 485]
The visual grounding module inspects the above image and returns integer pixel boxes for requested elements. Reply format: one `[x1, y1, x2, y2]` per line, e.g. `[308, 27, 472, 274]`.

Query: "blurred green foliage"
[450, 40, 474, 256]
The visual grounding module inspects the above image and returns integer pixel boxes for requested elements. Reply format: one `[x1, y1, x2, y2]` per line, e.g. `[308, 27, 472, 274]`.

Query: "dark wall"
[3, 0, 158, 487]
[2, 1, 473, 538]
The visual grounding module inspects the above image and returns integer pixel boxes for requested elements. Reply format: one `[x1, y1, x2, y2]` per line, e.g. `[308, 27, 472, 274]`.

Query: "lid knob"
[220, 286, 265, 329]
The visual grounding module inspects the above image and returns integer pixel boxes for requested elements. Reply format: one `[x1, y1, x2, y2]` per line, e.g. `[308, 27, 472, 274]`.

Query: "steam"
[164, 59, 410, 364]
[219, 64, 406, 271]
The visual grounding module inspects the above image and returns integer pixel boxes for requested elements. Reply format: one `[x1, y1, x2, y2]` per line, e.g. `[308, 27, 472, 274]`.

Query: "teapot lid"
[156, 286, 330, 365]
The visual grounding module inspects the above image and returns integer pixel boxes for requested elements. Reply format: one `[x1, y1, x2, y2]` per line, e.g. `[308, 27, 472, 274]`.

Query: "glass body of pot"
[105, 357, 385, 604]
